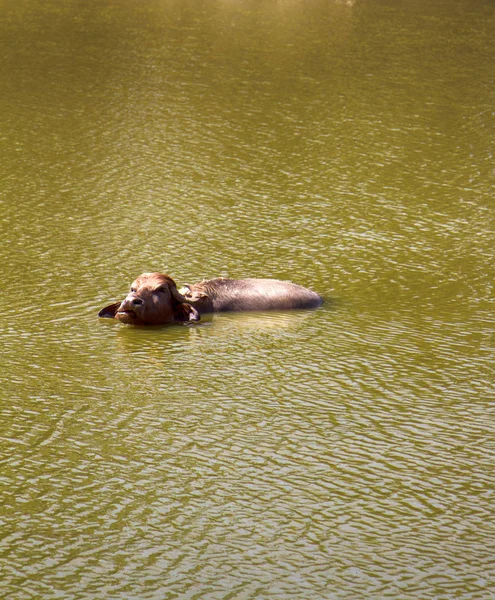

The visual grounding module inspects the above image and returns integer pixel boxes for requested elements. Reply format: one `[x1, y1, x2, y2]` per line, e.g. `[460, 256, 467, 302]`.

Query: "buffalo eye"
[130, 287, 137, 293]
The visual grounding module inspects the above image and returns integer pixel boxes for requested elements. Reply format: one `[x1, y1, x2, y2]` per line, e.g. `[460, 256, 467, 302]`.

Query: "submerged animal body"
[98, 272, 323, 326]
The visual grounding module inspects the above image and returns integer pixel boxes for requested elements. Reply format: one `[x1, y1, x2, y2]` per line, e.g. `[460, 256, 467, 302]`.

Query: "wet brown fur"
[99, 272, 322, 325]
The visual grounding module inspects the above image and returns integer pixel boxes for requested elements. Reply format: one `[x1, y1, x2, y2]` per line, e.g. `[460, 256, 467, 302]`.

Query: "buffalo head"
[98, 272, 200, 325]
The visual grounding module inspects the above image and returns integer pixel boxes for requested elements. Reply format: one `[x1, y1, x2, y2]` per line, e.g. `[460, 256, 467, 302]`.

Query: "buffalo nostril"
[132, 298, 143, 306]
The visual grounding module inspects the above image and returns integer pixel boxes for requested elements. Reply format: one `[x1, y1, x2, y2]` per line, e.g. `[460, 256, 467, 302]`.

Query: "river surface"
[1, 0, 494, 598]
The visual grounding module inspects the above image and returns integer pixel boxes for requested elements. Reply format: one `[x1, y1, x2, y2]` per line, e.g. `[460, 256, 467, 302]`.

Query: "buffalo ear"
[98, 301, 121, 319]
[179, 286, 208, 303]
[175, 302, 201, 323]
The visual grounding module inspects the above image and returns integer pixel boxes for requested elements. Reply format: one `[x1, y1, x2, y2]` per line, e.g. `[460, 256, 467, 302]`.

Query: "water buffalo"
[98, 272, 322, 326]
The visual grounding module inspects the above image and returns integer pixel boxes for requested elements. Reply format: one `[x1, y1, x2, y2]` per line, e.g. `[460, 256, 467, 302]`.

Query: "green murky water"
[1, 0, 493, 598]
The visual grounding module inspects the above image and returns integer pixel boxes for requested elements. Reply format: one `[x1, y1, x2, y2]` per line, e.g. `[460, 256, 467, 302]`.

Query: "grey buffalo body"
[181, 277, 322, 313]
[98, 272, 322, 326]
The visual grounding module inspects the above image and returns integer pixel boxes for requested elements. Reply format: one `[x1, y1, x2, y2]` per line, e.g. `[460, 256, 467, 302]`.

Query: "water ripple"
[1, 0, 494, 598]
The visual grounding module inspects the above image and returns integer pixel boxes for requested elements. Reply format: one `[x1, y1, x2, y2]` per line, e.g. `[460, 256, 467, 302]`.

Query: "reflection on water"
[1, 0, 494, 598]
[112, 308, 316, 346]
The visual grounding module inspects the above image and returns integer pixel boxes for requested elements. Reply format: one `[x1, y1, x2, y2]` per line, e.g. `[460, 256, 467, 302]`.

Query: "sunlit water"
[1, 0, 494, 598]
